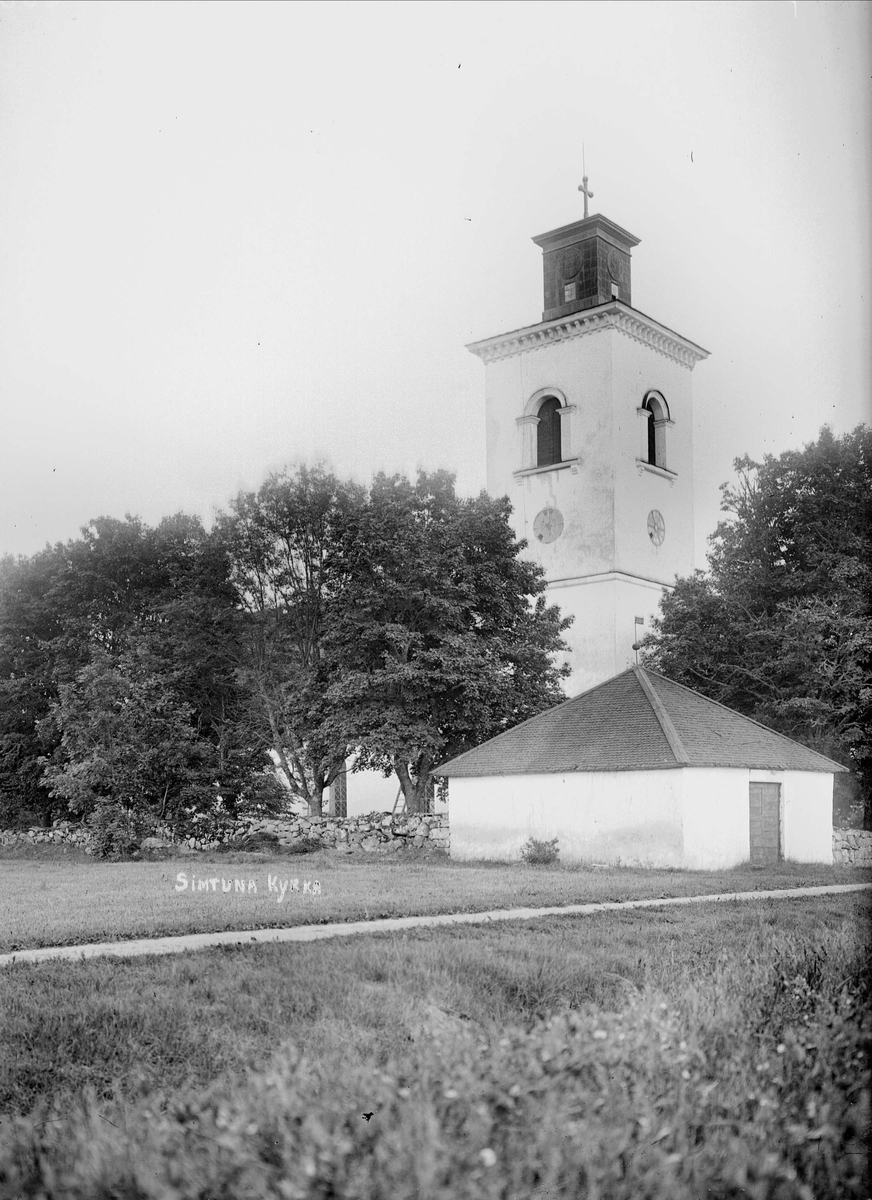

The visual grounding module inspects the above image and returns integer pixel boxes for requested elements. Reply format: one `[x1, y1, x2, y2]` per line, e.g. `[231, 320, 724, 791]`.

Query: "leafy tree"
[324, 470, 571, 813]
[39, 645, 211, 840]
[643, 425, 872, 825]
[0, 513, 266, 829]
[0, 516, 173, 826]
[0, 547, 71, 826]
[215, 466, 364, 816]
[125, 515, 269, 816]
[2, 466, 571, 828]
[40, 649, 200, 816]
[57, 515, 176, 655]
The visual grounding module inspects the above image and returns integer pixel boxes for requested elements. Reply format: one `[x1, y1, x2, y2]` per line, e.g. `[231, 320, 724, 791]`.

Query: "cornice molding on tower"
[466, 302, 710, 370]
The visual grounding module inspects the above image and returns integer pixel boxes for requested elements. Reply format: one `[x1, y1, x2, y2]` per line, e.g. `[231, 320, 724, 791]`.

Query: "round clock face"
[607, 249, 622, 281]
[533, 507, 564, 544]
[647, 510, 665, 546]
[563, 249, 581, 279]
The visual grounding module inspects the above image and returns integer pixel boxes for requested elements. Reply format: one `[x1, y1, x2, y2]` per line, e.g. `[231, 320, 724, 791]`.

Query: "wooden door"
[749, 783, 781, 864]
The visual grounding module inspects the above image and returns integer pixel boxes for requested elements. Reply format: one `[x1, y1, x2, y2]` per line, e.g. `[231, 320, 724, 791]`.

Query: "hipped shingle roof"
[435, 666, 846, 777]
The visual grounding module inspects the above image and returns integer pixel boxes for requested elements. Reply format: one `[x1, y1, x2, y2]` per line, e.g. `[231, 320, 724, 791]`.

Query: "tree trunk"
[308, 785, 323, 819]
[271, 738, 300, 796]
[394, 761, 420, 813]
[395, 759, 432, 815]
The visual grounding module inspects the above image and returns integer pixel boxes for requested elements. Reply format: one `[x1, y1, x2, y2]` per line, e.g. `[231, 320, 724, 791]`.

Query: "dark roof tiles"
[436, 666, 845, 777]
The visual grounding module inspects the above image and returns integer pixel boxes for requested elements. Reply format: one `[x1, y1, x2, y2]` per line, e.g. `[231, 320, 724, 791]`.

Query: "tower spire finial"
[578, 145, 593, 218]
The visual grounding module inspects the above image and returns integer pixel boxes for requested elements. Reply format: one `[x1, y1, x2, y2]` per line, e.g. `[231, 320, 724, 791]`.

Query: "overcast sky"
[1, 0, 870, 566]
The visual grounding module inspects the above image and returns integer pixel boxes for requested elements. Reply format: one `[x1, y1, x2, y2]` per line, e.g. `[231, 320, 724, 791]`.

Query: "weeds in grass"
[216, 831, 325, 855]
[0, 897, 868, 1198]
[520, 836, 560, 865]
[227, 830, 281, 853]
[283, 835, 327, 855]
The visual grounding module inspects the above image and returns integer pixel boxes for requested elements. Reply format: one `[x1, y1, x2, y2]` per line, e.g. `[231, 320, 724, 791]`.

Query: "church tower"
[468, 192, 709, 695]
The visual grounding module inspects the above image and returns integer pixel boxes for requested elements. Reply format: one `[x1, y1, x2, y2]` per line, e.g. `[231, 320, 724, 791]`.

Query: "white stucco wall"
[610, 334, 696, 584]
[448, 770, 684, 867]
[481, 320, 701, 695]
[485, 326, 697, 590]
[548, 573, 669, 696]
[779, 770, 833, 864]
[681, 768, 750, 869]
[449, 766, 835, 869]
[485, 331, 616, 577]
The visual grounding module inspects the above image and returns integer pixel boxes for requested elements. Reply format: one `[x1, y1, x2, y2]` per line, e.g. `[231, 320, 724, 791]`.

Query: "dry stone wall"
[3, 820, 869, 864]
[0, 813, 450, 855]
[832, 829, 872, 866]
[181, 812, 451, 854]
[0, 820, 90, 848]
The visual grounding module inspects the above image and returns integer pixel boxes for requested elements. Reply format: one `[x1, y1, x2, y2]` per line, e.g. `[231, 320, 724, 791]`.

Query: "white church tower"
[468, 190, 709, 695]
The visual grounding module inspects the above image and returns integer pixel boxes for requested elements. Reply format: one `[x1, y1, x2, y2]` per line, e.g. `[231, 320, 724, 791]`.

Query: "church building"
[438, 188, 839, 866]
[331, 189, 711, 815]
[328, 188, 838, 860]
[468, 197, 709, 693]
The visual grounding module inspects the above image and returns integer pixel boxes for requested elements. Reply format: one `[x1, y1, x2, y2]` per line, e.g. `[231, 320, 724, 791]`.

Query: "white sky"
[1, 0, 870, 566]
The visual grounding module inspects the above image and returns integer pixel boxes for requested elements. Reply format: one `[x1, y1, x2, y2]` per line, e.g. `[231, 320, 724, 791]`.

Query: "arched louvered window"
[536, 397, 562, 468]
[642, 392, 669, 469]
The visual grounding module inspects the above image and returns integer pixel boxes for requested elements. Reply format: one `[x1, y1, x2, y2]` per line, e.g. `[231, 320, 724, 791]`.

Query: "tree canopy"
[213, 466, 364, 816]
[0, 467, 571, 831]
[323, 470, 571, 812]
[0, 514, 271, 834]
[643, 425, 872, 825]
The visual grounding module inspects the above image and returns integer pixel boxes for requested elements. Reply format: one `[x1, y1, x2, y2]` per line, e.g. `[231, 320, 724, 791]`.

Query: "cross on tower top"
[578, 174, 594, 219]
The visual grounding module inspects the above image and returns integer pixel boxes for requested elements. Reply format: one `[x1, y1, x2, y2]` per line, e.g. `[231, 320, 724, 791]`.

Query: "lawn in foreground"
[0, 893, 868, 1199]
[1, 842, 868, 954]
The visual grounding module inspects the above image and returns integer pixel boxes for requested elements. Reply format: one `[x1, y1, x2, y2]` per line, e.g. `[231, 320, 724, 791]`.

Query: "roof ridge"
[641, 667, 848, 772]
[562, 666, 638, 703]
[632, 666, 690, 764]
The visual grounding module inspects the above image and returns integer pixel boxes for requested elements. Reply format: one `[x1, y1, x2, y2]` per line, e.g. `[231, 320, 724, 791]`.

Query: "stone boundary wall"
[832, 829, 872, 867]
[0, 812, 450, 855]
[3, 820, 868, 864]
[0, 820, 92, 849]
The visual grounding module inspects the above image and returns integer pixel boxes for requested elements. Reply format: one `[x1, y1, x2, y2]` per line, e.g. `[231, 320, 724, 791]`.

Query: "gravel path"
[1, 882, 868, 969]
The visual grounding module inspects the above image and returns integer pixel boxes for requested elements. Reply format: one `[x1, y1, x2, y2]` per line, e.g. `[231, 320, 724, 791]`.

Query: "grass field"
[0, 890, 868, 1199]
[1, 842, 868, 954]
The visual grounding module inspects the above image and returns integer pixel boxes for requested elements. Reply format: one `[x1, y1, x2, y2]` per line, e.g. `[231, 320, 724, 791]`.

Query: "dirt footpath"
[1, 882, 868, 969]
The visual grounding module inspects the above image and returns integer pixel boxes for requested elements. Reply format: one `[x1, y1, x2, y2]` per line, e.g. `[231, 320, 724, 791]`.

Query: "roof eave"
[641, 668, 851, 774]
[466, 301, 710, 369]
[436, 760, 846, 778]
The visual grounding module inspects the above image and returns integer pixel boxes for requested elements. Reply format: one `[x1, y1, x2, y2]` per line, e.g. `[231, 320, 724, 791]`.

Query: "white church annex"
[438, 666, 842, 869]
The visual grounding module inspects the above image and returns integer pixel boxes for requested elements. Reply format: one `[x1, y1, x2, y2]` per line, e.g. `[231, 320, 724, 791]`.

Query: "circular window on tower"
[533, 507, 564, 544]
[647, 510, 665, 546]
